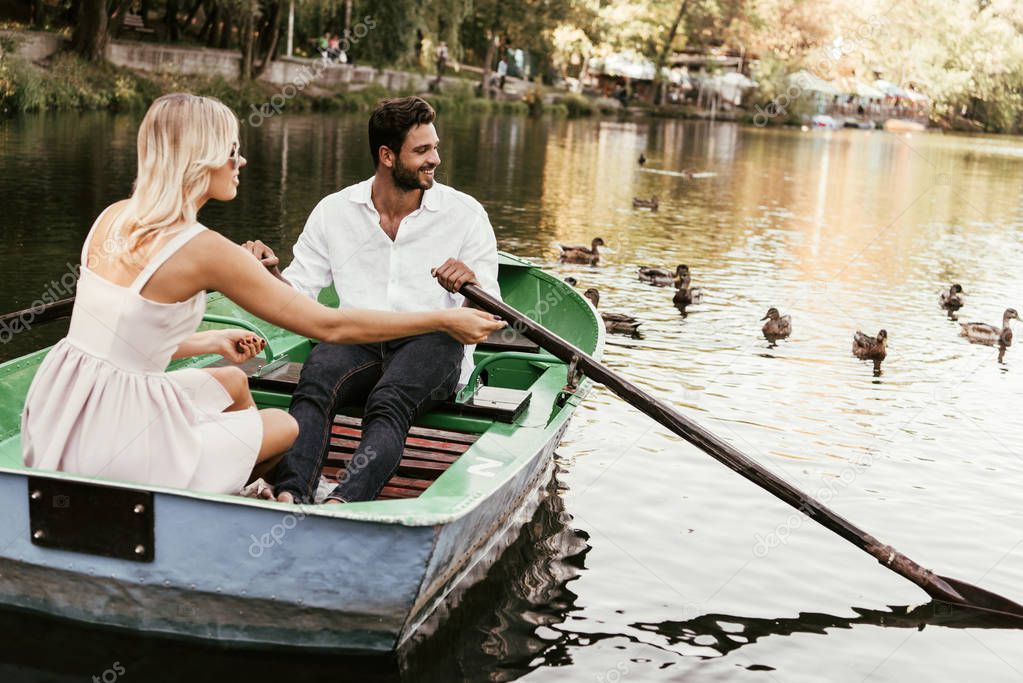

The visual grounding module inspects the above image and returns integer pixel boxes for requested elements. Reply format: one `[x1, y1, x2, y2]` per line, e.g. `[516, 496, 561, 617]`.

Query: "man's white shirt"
[282, 177, 501, 385]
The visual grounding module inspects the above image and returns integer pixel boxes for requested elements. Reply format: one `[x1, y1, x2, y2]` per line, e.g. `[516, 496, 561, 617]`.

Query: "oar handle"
[0, 297, 76, 329]
[460, 283, 966, 605]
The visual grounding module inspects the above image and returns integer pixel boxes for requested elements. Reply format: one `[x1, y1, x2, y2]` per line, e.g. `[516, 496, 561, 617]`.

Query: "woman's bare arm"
[194, 231, 503, 344]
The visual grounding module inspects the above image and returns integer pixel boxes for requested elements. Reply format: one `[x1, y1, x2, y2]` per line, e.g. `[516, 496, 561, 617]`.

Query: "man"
[435, 41, 448, 82]
[246, 96, 500, 504]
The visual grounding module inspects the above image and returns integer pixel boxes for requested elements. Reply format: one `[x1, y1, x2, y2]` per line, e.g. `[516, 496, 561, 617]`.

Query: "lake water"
[2, 110, 1023, 681]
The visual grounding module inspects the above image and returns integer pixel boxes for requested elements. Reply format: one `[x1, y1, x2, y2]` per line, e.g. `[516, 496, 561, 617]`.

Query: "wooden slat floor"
[320, 415, 479, 500]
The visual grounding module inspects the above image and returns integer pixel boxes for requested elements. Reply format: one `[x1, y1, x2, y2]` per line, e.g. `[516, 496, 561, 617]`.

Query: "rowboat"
[0, 252, 604, 652]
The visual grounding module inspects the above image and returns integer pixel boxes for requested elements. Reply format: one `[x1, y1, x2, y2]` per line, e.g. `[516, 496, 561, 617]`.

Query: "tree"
[70, 0, 110, 61]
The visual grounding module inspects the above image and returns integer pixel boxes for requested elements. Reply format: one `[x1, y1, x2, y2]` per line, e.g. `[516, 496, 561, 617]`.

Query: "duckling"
[583, 288, 642, 336]
[638, 264, 688, 287]
[672, 273, 704, 312]
[852, 329, 888, 361]
[761, 307, 792, 339]
[959, 308, 1018, 347]
[939, 283, 965, 311]
[632, 196, 659, 211]
[638, 152, 646, 166]
[563, 276, 578, 287]
[681, 168, 695, 181]
[559, 237, 605, 265]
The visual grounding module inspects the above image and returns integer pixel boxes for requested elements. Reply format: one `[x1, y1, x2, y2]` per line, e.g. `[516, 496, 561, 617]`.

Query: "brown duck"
[939, 284, 965, 311]
[583, 288, 642, 336]
[559, 237, 605, 265]
[852, 329, 888, 361]
[672, 271, 703, 312]
[638, 264, 688, 287]
[761, 307, 792, 338]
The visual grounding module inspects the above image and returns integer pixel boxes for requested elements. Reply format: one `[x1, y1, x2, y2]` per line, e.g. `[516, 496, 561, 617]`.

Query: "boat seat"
[235, 360, 530, 423]
[475, 326, 540, 354]
[322, 415, 478, 500]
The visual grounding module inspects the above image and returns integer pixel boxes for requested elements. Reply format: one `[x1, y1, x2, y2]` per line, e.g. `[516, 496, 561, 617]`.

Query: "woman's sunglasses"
[229, 145, 242, 169]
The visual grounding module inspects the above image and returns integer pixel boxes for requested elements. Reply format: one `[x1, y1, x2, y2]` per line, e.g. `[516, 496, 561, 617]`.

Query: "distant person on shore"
[328, 34, 341, 62]
[20, 93, 502, 496]
[497, 58, 508, 91]
[435, 41, 448, 83]
[317, 32, 330, 58]
[243, 96, 503, 505]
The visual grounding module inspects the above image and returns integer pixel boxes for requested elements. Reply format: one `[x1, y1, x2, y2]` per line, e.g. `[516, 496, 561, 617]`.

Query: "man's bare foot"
[276, 491, 295, 504]
[324, 498, 343, 505]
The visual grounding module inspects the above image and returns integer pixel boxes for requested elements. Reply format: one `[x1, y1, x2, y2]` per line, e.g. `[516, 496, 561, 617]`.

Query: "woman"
[21, 93, 503, 495]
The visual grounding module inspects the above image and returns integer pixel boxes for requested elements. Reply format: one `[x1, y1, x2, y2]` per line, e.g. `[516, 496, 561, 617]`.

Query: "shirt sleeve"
[458, 209, 501, 302]
[281, 201, 333, 301]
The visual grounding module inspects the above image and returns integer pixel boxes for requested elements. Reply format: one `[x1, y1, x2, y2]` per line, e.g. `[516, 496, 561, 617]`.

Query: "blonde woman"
[21, 93, 503, 495]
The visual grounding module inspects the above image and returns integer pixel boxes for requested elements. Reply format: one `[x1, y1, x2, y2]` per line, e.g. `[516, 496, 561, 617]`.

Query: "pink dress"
[21, 216, 262, 493]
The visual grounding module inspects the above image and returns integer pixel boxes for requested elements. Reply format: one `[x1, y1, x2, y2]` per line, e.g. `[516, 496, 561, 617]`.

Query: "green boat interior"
[0, 254, 602, 502]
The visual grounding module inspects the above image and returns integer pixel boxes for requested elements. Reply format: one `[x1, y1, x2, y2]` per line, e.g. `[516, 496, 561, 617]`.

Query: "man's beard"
[392, 156, 435, 192]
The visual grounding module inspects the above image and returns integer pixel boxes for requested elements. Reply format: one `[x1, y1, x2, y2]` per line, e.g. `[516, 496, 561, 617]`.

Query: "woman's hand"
[441, 308, 505, 344]
[212, 329, 266, 363]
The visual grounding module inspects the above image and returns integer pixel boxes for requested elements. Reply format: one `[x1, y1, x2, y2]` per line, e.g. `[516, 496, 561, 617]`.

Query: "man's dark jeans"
[274, 332, 463, 502]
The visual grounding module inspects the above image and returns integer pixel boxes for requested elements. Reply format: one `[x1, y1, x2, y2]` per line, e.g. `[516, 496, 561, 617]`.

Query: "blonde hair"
[109, 93, 238, 263]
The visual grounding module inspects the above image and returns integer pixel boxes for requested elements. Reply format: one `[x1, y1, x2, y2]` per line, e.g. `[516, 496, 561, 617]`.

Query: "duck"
[959, 308, 1018, 349]
[681, 168, 695, 181]
[583, 288, 642, 336]
[563, 276, 578, 287]
[672, 272, 704, 312]
[939, 283, 965, 310]
[852, 329, 887, 361]
[638, 153, 646, 166]
[638, 264, 688, 287]
[559, 237, 605, 265]
[632, 196, 659, 210]
[761, 307, 792, 338]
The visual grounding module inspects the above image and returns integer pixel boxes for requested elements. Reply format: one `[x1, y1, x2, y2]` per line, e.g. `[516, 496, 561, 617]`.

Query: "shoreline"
[0, 29, 1000, 135]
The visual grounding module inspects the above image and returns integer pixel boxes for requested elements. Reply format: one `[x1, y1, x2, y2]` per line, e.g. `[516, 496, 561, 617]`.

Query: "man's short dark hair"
[368, 96, 436, 166]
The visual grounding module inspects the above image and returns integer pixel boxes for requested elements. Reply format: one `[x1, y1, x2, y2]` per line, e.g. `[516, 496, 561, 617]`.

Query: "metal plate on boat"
[28, 477, 154, 562]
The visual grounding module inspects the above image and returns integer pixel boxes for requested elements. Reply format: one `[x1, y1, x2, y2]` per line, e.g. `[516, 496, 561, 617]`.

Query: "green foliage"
[0, 52, 161, 112]
[559, 93, 595, 117]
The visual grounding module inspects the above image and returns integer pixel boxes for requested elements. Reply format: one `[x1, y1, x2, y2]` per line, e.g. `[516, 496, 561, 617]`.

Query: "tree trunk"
[165, 0, 180, 41]
[71, 0, 110, 61]
[240, 0, 255, 79]
[654, 0, 689, 105]
[254, 0, 282, 77]
[199, 1, 218, 43]
[30, 0, 45, 27]
[481, 32, 497, 99]
[218, 12, 232, 49]
[342, 0, 352, 35]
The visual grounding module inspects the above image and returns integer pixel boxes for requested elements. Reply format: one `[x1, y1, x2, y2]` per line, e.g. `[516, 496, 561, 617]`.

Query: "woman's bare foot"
[324, 498, 343, 505]
[276, 491, 295, 504]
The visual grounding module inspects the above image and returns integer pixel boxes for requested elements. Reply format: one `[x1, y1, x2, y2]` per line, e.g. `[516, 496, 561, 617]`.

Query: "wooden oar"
[0, 297, 75, 329]
[460, 282, 1023, 619]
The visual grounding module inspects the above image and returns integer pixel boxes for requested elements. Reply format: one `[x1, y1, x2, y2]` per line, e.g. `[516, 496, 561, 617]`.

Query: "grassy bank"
[0, 45, 593, 119]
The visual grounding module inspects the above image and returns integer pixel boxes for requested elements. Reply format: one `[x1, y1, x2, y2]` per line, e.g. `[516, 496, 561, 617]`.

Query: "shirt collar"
[351, 176, 444, 212]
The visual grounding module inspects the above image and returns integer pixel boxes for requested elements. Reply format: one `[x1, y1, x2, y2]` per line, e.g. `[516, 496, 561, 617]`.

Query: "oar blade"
[933, 574, 1023, 620]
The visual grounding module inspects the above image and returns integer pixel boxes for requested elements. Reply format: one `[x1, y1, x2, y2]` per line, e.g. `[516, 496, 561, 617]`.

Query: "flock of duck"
[557, 239, 1019, 370]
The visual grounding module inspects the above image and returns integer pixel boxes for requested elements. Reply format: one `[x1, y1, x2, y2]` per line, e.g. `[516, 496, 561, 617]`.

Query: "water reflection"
[632, 601, 1022, 662]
